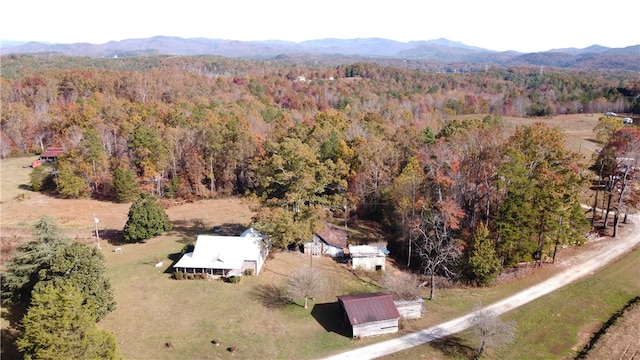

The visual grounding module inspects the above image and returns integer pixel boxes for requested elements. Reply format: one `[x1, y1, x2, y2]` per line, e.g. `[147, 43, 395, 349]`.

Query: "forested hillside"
[2, 54, 639, 280]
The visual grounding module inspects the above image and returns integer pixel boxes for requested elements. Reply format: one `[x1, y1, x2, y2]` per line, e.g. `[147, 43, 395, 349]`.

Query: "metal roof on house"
[348, 245, 385, 257]
[337, 292, 400, 325]
[39, 147, 64, 158]
[173, 235, 264, 270]
[315, 223, 347, 249]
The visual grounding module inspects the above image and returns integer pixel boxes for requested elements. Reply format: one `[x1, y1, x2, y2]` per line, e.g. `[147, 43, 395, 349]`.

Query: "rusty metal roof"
[315, 223, 347, 249]
[39, 147, 64, 158]
[337, 292, 400, 325]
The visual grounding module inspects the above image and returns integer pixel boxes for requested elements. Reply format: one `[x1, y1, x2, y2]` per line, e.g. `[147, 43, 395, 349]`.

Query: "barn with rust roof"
[337, 292, 401, 338]
[39, 147, 64, 162]
[304, 222, 347, 258]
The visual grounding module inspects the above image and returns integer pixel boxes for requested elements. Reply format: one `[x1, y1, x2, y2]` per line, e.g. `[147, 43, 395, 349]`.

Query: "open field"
[502, 113, 602, 157]
[585, 300, 640, 360]
[2, 113, 637, 359]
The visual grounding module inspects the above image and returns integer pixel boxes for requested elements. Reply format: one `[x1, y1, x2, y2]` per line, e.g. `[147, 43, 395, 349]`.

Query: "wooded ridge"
[2, 36, 639, 71]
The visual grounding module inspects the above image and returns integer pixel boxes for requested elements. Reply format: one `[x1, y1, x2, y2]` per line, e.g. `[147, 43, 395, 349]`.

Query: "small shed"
[394, 298, 424, 319]
[337, 292, 401, 338]
[39, 147, 64, 162]
[349, 245, 386, 271]
[304, 223, 347, 258]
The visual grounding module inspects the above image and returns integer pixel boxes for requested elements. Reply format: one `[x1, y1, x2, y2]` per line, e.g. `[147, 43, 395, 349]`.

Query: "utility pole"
[343, 204, 348, 231]
[94, 213, 101, 250]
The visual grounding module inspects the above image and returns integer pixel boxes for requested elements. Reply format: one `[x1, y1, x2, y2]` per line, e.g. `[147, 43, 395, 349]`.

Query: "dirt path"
[321, 215, 640, 360]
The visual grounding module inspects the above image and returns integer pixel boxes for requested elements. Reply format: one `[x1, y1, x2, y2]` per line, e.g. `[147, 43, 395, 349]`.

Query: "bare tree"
[380, 271, 421, 301]
[469, 307, 516, 359]
[287, 266, 327, 309]
[415, 210, 462, 300]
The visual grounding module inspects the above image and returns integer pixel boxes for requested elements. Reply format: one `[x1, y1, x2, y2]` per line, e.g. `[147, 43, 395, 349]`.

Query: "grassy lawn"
[0, 156, 38, 203]
[98, 236, 385, 360]
[379, 246, 640, 360]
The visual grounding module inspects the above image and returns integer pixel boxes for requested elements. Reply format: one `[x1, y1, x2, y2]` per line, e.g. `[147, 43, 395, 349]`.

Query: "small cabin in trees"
[173, 228, 269, 277]
[337, 292, 401, 338]
[304, 223, 347, 258]
[39, 147, 64, 162]
[349, 245, 387, 271]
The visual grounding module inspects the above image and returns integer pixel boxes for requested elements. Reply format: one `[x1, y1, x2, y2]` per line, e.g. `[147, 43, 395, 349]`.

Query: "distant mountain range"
[2, 36, 638, 71]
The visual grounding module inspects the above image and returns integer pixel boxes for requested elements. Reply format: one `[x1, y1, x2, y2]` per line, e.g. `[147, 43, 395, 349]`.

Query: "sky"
[2, 0, 639, 53]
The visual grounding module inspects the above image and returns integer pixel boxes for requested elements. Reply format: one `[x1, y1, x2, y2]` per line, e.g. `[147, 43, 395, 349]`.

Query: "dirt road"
[322, 215, 640, 360]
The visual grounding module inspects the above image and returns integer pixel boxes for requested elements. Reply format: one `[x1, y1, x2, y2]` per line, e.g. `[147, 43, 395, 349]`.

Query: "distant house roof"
[39, 147, 64, 159]
[315, 223, 347, 249]
[241, 227, 264, 238]
[337, 292, 401, 325]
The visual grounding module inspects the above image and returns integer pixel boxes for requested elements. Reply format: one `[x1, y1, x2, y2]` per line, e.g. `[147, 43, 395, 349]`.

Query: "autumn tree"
[351, 112, 400, 218]
[17, 281, 120, 360]
[391, 157, 425, 267]
[415, 140, 465, 299]
[254, 122, 347, 248]
[496, 123, 587, 266]
[128, 125, 168, 194]
[594, 116, 623, 144]
[596, 127, 640, 236]
[55, 154, 91, 199]
[123, 193, 172, 243]
[78, 128, 110, 195]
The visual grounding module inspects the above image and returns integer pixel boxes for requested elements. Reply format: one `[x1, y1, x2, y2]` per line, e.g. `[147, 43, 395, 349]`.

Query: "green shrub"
[227, 276, 241, 284]
[173, 271, 184, 280]
[244, 268, 254, 276]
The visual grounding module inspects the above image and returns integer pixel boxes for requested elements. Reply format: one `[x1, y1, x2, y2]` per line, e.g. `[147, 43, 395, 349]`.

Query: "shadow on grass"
[428, 335, 477, 359]
[1, 327, 20, 360]
[100, 229, 125, 245]
[1, 303, 26, 359]
[163, 248, 193, 275]
[250, 284, 292, 309]
[311, 302, 351, 338]
[575, 296, 640, 359]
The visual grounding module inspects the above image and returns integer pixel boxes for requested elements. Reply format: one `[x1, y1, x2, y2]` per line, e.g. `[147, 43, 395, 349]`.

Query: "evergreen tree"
[17, 281, 120, 360]
[463, 223, 501, 286]
[421, 126, 436, 144]
[1, 216, 70, 306]
[45, 242, 116, 321]
[123, 193, 172, 243]
[112, 166, 139, 203]
[497, 123, 587, 266]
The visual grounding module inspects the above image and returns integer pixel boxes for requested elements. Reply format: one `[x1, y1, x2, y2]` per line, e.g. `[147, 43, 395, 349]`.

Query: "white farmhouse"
[173, 229, 269, 277]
